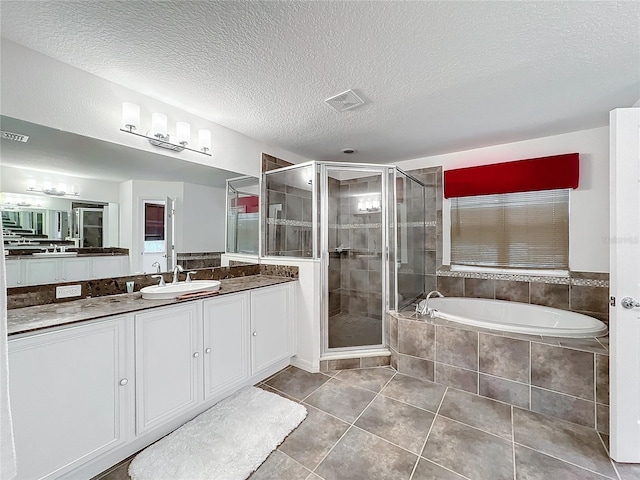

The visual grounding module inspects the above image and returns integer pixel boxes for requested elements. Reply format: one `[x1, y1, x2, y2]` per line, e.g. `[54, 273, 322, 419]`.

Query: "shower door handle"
[621, 297, 640, 309]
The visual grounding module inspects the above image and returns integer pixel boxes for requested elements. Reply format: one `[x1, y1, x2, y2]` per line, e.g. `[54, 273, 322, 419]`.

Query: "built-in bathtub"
[427, 297, 608, 338]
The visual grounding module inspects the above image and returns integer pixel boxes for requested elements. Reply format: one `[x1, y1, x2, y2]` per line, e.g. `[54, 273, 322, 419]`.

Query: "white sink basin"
[32, 251, 78, 257]
[140, 280, 221, 300]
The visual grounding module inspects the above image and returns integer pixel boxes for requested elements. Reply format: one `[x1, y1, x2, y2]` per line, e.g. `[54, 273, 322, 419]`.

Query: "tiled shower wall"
[388, 311, 609, 435]
[264, 173, 313, 257]
[404, 166, 443, 292]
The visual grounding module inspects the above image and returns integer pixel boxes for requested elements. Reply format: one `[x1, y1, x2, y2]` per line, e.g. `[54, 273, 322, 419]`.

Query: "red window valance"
[234, 195, 259, 213]
[443, 153, 579, 199]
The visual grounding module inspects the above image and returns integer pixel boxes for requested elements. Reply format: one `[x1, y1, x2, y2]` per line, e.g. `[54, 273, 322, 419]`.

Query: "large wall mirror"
[1, 115, 257, 286]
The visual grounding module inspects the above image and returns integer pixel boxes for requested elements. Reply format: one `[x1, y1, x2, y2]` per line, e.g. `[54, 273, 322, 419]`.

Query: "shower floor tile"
[95, 366, 627, 480]
[328, 313, 382, 348]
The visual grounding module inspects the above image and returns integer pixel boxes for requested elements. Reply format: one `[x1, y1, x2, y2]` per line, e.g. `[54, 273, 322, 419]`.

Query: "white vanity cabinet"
[93, 255, 129, 278]
[8, 315, 133, 480]
[134, 302, 201, 435]
[202, 292, 250, 400]
[5, 258, 22, 286]
[7, 255, 130, 287]
[250, 283, 295, 374]
[59, 256, 92, 281]
[24, 257, 59, 284]
[8, 280, 296, 480]
[23, 257, 90, 284]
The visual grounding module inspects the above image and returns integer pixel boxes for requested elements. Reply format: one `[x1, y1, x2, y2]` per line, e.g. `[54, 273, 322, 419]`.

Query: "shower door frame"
[320, 163, 392, 356]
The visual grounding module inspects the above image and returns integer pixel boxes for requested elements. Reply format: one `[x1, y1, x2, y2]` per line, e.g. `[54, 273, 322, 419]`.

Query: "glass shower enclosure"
[263, 161, 426, 355]
[226, 176, 260, 255]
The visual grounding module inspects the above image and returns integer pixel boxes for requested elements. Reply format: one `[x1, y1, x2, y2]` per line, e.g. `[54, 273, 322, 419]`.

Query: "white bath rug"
[128, 386, 307, 480]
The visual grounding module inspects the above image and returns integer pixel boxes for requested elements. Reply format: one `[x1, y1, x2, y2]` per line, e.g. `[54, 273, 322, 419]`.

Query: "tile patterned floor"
[97, 366, 638, 480]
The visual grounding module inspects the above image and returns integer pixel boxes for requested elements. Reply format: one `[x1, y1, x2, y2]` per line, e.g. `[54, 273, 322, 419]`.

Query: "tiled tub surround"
[436, 268, 610, 323]
[388, 310, 610, 435]
[6, 263, 298, 310]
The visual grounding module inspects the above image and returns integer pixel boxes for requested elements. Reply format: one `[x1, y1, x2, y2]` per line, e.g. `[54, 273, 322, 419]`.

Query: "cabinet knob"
[205, 348, 211, 354]
[193, 352, 200, 358]
[119, 378, 128, 386]
[252, 331, 258, 336]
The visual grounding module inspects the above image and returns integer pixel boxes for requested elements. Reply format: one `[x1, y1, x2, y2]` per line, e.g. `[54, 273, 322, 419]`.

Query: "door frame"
[320, 163, 390, 356]
[609, 107, 640, 462]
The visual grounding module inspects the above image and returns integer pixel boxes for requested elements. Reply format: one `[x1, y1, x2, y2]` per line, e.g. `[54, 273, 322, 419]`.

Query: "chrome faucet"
[151, 261, 161, 274]
[425, 290, 443, 318]
[417, 290, 444, 317]
[172, 264, 184, 284]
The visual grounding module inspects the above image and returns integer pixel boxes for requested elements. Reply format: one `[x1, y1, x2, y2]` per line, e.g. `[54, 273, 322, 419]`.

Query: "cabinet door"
[250, 283, 294, 374]
[59, 257, 91, 282]
[9, 317, 132, 480]
[5, 259, 22, 287]
[24, 258, 58, 285]
[92, 256, 127, 278]
[135, 303, 200, 435]
[202, 293, 249, 400]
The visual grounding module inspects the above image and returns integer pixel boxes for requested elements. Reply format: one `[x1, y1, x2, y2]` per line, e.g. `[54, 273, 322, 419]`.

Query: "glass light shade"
[122, 102, 140, 130]
[151, 113, 168, 137]
[199, 129, 211, 152]
[176, 122, 190, 146]
[42, 181, 53, 191]
[58, 183, 67, 193]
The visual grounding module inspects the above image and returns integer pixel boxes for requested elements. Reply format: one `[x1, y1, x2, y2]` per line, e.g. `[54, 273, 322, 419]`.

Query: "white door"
[141, 199, 167, 274]
[202, 293, 249, 400]
[610, 107, 640, 462]
[165, 196, 175, 272]
[135, 303, 200, 435]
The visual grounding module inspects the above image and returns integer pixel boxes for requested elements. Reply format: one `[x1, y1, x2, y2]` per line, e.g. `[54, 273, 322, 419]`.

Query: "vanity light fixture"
[26, 180, 79, 197]
[120, 102, 212, 156]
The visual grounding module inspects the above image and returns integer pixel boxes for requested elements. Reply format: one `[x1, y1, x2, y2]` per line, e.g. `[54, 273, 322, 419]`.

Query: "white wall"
[0, 165, 120, 204]
[1, 40, 312, 178]
[260, 258, 322, 372]
[396, 126, 610, 273]
[181, 183, 226, 253]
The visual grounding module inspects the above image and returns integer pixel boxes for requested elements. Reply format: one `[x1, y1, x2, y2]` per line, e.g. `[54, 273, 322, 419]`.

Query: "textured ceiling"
[0, 1, 638, 163]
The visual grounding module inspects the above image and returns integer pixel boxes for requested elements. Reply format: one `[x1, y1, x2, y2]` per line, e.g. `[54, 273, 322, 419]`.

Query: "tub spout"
[416, 290, 444, 316]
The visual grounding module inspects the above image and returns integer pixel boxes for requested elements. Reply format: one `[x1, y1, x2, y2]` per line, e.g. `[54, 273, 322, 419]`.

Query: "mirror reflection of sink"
[140, 280, 221, 300]
[32, 252, 79, 258]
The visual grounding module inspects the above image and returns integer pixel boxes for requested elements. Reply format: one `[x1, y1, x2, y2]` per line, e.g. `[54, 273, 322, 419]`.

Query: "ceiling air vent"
[325, 89, 365, 112]
[1, 130, 29, 142]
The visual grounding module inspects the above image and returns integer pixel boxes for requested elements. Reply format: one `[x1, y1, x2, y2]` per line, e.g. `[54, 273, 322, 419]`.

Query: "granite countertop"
[7, 275, 296, 336]
[6, 252, 129, 259]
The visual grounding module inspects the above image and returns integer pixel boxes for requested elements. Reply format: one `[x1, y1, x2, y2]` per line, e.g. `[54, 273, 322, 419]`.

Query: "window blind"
[451, 189, 569, 269]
